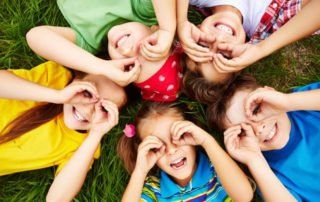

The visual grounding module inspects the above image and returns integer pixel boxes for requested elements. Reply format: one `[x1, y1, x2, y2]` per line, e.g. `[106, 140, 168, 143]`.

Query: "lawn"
[0, 0, 319, 201]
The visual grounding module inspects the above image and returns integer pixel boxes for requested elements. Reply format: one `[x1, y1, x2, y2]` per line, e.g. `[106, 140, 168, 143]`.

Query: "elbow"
[231, 188, 254, 202]
[26, 26, 49, 48]
[46, 190, 72, 202]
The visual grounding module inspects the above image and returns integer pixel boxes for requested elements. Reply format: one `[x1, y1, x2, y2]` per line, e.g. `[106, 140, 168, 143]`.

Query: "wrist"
[201, 134, 216, 149]
[132, 167, 148, 179]
[88, 129, 107, 140]
[246, 152, 266, 168]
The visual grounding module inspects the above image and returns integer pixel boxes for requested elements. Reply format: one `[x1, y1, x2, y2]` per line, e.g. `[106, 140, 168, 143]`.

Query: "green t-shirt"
[57, 0, 158, 54]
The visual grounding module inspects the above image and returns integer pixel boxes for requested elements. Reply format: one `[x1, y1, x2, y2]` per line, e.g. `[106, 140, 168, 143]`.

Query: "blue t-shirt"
[262, 82, 320, 201]
[141, 152, 231, 201]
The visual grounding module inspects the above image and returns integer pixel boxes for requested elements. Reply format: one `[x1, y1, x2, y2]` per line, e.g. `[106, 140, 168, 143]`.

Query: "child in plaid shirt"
[179, 0, 320, 100]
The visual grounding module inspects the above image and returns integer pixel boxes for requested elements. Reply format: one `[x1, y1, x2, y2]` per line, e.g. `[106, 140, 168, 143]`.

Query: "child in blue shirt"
[117, 102, 253, 201]
[207, 73, 320, 201]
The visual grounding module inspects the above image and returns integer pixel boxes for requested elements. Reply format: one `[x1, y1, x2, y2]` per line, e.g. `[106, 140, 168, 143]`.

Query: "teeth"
[172, 157, 184, 165]
[74, 108, 85, 121]
[266, 126, 276, 141]
[216, 24, 233, 35]
[117, 34, 129, 47]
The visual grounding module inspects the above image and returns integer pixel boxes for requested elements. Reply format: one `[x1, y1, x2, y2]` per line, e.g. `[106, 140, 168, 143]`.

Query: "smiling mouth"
[116, 34, 130, 48]
[264, 123, 278, 143]
[215, 23, 235, 36]
[72, 106, 88, 123]
[170, 157, 187, 169]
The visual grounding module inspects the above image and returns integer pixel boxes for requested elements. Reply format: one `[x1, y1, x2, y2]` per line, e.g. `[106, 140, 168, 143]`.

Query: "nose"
[166, 142, 178, 155]
[216, 34, 227, 43]
[79, 103, 95, 121]
[252, 121, 266, 138]
[118, 37, 135, 58]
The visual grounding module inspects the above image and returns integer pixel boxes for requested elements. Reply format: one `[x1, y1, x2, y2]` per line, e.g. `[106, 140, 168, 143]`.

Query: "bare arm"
[171, 121, 253, 201]
[0, 70, 60, 102]
[26, 26, 140, 86]
[46, 100, 119, 202]
[26, 26, 103, 75]
[152, 0, 176, 33]
[202, 135, 253, 201]
[215, 0, 320, 72]
[224, 124, 297, 202]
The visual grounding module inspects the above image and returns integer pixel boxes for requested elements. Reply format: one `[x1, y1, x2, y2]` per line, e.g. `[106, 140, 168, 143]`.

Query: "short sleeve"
[74, 29, 99, 55]
[8, 61, 72, 90]
[141, 176, 159, 202]
[55, 143, 101, 176]
[291, 82, 320, 93]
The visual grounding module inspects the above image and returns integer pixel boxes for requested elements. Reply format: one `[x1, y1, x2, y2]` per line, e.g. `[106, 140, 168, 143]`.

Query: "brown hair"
[182, 66, 238, 105]
[0, 104, 63, 144]
[117, 102, 187, 175]
[206, 73, 260, 133]
[0, 71, 80, 144]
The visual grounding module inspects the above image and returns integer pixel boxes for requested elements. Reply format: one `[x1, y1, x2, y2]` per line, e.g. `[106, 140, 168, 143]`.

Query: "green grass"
[0, 0, 319, 201]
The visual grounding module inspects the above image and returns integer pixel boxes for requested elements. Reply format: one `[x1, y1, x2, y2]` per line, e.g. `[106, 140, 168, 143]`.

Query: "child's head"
[118, 102, 197, 185]
[186, 5, 246, 84]
[206, 74, 291, 151]
[182, 57, 238, 104]
[63, 74, 126, 130]
[107, 22, 154, 59]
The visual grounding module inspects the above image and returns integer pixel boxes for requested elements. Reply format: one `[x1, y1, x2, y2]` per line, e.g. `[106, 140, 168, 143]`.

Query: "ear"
[151, 25, 159, 32]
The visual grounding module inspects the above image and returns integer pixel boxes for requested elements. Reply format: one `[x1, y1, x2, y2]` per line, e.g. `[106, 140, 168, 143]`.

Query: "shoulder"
[141, 175, 160, 201]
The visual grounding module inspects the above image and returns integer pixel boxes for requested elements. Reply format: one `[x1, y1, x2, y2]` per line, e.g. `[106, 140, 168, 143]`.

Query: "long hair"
[117, 102, 187, 175]
[0, 103, 63, 144]
[0, 70, 79, 144]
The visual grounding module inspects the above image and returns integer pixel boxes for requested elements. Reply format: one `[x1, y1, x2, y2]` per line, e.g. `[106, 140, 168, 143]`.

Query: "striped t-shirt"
[141, 152, 232, 202]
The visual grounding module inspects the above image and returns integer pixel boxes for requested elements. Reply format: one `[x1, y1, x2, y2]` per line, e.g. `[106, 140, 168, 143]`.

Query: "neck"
[174, 162, 197, 187]
[135, 54, 169, 83]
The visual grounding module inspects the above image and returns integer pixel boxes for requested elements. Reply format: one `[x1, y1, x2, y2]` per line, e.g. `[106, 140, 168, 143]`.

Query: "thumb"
[240, 123, 255, 137]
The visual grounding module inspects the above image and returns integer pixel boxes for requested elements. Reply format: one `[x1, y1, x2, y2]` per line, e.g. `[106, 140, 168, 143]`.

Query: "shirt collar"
[160, 152, 211, 198]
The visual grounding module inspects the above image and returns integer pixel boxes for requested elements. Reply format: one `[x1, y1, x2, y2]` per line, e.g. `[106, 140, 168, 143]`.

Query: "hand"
[177, 20, 215, 62]
[135, 136, 166, 175]
[171, 121, 210, 147]
[140, 29, 174, 61]
[106, 57, 141, 87]
[244, 87, 289, 122]
[212, 43, 264, 73]
[57, 81, 99, 104]
[224, 123, 262, 165]
[90, 99, 119, 137]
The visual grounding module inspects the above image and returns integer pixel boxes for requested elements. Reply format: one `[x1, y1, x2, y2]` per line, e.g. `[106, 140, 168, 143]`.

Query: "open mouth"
[116, 34, 130, 48]
[264, 123, 278, 143]
[72, 106, 89, 123]
[214, 22, 235, 36]
[170, 157, 187, 170]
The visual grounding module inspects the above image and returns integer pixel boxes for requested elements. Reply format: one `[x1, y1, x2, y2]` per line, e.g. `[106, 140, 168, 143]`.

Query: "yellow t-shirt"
[0, 61, 100, 176]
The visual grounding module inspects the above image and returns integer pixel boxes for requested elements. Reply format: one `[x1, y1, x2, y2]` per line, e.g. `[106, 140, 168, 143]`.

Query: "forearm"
[152, 0, 176, 32]
[286, 89, 320, 111]
[26, 26, 104, 75]
[46, 132, 102, 202]
[0, 70, 59, 102]
[258, 0, 320, 58]
[121, 169, 146, 202]
[247, 155, 297, 202]
[202, 136, 253, 201]
[177, 0, 189, 24]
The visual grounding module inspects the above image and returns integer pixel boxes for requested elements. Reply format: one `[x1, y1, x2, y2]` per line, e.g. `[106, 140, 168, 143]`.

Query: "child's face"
[108, 22, 153, 59]
[224, 89, 291, 151]
[139, 112, 197, 186]
[63, 75, 126, 130]
[194, 10, 245, 83]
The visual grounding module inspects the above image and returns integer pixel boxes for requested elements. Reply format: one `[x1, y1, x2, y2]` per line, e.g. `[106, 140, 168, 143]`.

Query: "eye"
[83, 90, 92, 98]
[218, 51, 232, 60]
[151, 148, 159, 153]
[252, 103, 261, 115]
